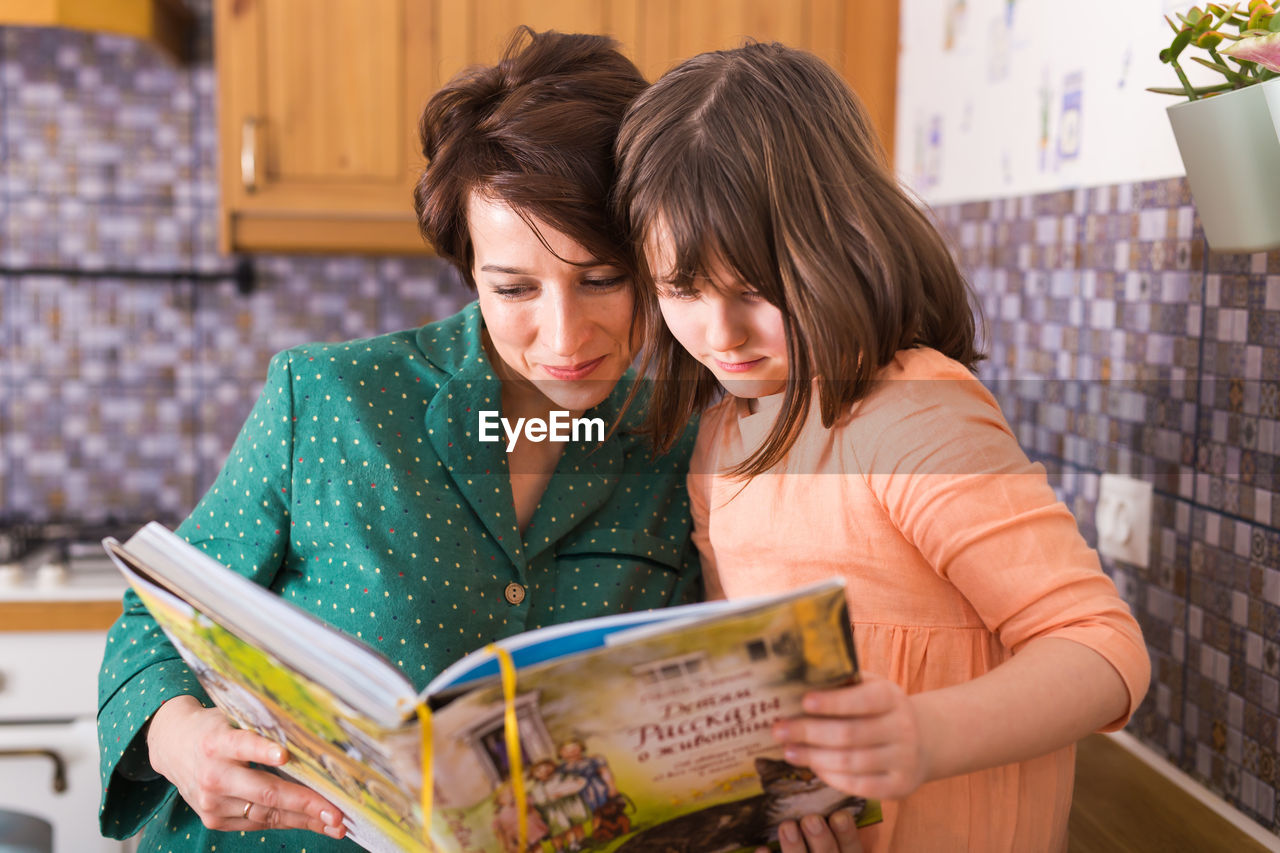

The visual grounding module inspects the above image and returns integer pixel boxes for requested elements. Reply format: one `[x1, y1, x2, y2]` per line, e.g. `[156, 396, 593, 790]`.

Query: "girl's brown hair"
[615, 41, 983, 477]
[415, 27, 647, 287]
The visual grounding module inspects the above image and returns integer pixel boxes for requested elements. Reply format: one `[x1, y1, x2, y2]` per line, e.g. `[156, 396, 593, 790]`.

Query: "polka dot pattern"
[96, 302, 701, 850]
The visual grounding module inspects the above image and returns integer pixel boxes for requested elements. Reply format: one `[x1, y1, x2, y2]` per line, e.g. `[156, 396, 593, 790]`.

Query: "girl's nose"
[705, 299, 748, 353]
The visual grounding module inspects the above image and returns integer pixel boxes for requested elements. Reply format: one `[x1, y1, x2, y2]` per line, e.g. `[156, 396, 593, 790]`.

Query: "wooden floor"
[1069, 734, 1276, 853]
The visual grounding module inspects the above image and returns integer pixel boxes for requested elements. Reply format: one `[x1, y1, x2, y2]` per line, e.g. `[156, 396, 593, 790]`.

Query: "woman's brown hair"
[415, 27, 647, 286]
[615, 41, 983, 477]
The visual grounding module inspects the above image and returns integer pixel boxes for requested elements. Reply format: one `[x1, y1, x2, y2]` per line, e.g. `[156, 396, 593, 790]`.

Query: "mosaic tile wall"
[933, 182, 1280, 837]
[0, 12, 469, 528]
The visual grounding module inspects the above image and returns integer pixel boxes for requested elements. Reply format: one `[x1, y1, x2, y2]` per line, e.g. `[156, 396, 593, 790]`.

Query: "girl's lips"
[540, 355, 606, 380]
[714, 357, 765, 373]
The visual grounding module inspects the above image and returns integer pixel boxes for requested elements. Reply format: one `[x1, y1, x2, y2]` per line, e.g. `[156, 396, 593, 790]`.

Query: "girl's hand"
[756, 809, 864, 853]
[146, 695, 346, 837]
[773, 673, 930, 801]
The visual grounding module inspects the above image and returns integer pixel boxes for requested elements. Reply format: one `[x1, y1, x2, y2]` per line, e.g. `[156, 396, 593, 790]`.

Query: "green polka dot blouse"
[96, 302, 701, 852]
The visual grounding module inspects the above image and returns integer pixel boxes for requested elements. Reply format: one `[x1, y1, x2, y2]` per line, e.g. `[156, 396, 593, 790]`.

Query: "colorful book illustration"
[105, 522, 881, 853]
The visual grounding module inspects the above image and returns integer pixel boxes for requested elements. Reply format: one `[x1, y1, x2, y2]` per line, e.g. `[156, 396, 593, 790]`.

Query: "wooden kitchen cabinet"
[215, 0, 437, 254]
[215, 0, 897, 255]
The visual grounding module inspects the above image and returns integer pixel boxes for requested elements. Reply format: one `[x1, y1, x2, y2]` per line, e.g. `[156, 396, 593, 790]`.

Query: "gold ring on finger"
[242, 801, 253, 820]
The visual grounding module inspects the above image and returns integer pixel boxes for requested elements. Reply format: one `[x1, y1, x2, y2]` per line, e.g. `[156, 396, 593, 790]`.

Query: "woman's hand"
[146, 695, 346, 837]
[772, 673, 930, 801]
[756, 809, 864, 853]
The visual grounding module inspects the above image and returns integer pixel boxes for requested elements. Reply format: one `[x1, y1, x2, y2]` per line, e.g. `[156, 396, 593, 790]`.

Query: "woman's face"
[646, 219, 789, 400]
[470, 193, 634, 416]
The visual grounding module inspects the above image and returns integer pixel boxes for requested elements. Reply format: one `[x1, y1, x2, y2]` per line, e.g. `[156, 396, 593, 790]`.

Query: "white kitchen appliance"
[0, 531, 132, 853]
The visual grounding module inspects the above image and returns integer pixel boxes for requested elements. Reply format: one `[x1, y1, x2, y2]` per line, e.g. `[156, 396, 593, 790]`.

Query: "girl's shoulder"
[846, 347, 1014, 470]
[859, 347, 992, 416]
[688, 395, 738, 471]
[879, 346, 978, 383]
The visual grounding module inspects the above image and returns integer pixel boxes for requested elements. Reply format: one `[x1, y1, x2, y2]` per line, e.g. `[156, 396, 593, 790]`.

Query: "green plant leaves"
[1155, 1, 1277, 97]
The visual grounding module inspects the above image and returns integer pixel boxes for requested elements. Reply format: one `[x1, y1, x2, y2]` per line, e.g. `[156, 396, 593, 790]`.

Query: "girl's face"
[471, 192, 634, 416]
[646, 221, 788, 400]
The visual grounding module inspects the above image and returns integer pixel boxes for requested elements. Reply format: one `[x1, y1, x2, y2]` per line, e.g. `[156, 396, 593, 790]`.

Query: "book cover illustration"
[128, 581, 426, 852]
[427, 585, 881, 853]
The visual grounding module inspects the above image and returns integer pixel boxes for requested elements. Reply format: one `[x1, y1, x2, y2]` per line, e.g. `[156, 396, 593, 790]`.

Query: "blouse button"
[504, 582, 526, 605]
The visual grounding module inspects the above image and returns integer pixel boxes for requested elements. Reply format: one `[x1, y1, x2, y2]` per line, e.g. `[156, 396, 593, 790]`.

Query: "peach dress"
[687, 348, 1150, 852]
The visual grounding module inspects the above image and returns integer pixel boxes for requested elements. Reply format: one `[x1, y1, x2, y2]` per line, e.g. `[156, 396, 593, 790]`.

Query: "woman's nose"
[545, 295, 592, 356]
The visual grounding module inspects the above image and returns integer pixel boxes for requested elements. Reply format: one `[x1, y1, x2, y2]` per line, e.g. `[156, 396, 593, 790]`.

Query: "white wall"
[895, 0, 1217, 203]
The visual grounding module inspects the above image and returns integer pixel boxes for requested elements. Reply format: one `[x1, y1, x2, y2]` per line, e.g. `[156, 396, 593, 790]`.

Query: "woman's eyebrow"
[479, 264, 530, 275]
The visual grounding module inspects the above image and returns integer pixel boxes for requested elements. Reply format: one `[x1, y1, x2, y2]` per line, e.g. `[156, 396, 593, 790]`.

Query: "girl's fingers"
[800, 675, 900, 717]
[810, 771, 903, 803]
[774, 714, 901, 750]
[827, 808, 864, 853]
[786, 742, 900, 778]
[777, 819, 809, 853]
[774, 814, 863, 853]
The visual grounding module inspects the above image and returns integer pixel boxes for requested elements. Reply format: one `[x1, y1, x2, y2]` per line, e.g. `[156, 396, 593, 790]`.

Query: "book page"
[109, 524, 418, 727]
[107, 535, 432, 851]
[425, 582, 879, 853]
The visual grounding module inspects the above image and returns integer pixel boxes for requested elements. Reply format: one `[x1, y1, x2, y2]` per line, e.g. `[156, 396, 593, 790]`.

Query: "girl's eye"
[656, 284, 700, 301]
[741, 290, 767, 301]
[582, 276, 625, 290]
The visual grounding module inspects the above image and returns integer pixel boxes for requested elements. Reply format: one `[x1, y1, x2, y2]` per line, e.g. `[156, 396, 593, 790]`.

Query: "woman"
[96, 29, 701, 852]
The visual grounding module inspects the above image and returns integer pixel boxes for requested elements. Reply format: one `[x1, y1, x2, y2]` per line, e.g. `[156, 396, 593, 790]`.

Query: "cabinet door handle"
[241, 117, 260, 193]
[0, 748, 68, 793]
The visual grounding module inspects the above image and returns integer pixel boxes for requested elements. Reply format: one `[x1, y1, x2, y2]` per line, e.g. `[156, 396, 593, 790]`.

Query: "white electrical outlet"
[1095, 473, 1153, 568]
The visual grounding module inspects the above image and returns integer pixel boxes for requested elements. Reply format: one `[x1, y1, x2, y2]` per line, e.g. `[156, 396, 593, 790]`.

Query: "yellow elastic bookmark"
[487, 642, 527, 853]
[416, 702, 435, 850]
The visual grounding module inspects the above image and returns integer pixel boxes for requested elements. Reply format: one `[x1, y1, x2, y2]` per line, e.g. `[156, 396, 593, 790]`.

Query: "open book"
[105, 522, 881, 852]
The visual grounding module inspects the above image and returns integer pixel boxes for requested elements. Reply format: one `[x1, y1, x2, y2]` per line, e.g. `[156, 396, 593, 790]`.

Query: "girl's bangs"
[641, 158, 779, 301]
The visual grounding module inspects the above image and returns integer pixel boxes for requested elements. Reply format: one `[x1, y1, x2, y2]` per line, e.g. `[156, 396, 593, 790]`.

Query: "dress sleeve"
[96, 350, 298, 839]
[857, 370, 1151, 729]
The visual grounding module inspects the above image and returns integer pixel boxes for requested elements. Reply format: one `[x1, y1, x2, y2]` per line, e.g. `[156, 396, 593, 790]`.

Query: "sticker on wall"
[944, 0, 968, 51]
[1058, 71, 1083, 162]
[913, 114, 943, 192]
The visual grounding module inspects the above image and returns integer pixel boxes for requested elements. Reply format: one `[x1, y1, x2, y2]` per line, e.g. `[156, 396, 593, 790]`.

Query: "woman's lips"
[714, 357, 765, 373]
[540, 355, 606, 380]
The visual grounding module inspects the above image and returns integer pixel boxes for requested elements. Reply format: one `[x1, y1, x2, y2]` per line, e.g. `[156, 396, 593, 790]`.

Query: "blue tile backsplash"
[935, 186, 1280, 835]
[0, 2, 1277, 842]
[0, 15, 468, 525]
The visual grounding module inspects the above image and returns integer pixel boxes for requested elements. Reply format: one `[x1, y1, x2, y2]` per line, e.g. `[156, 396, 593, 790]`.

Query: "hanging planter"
[1150, 2, 1280, 253]
[1166, 76, 1280, 252]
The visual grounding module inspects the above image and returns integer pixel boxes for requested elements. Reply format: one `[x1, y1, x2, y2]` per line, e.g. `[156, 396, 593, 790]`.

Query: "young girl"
[614, 43, 1150, 852]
